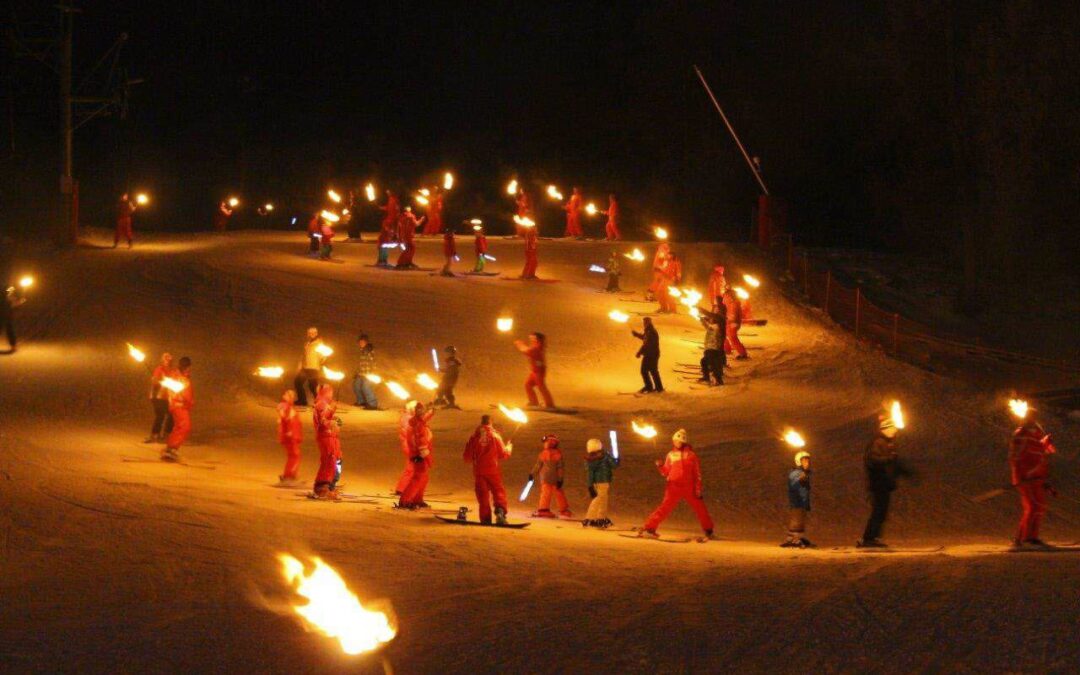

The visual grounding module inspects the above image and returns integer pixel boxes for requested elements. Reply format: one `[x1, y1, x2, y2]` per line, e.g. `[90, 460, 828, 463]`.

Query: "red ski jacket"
[1010, 424, 1056, 484]
[658, 444, 703, 495]
[277, 402, 303, 444]
[463, 424, 510, 475]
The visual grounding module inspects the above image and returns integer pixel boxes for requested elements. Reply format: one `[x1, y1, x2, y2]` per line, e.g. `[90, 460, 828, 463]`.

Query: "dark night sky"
[4, 1, 1079, 282]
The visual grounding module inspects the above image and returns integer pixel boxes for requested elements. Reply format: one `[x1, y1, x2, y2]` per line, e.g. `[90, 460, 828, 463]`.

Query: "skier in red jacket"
[657, 254, 682, 314]
[647, 242, 671, 301]
[520, 224, 539, 279]
[113, 193, 137, 249]
[312, 384, 342, 499]
[277, 390, 303, 485]
[1010, 412, 1057, 549]
[515, 332, 554, 408]
[515, 188, 533, 237]
[395, 207, 425, 269]
[213, 201, 234, 232]
[162, 357, 194, 462]
[722, 288, 748, 359]
[640, 428, 714, 539]
[603, 194, 621, 241]
[399, 402, 436, 509]
[375, 191, 400, 266]
[394, 400, 419, 495]
[707, 265, 727, 313]
[564, 187, 583, 238]
[423, 188, 445, 235]
[472, 223, 488, 273]
[441, 226, 457, 276]
[463, 415, 513, 524]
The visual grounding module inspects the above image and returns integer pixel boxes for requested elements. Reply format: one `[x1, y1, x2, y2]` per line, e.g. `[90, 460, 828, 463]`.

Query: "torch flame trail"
[278, 554, 396, 655]
[320, 210, 341, 223]
[743, 274, 761, 288]
[783, 429, 806, 448]
[890, 400, 906, 430]
[18, 275, 34, 289]
[584, 202, 597, 216]
[631, 420, 657, 439]
[624, 248, 645, 262]
[506, 179, 518, 196]
[365, 183, 376, 202]
[443, 172, 454, 190]
[415, 194, 430, 206]
[228, 197, 240, 207]
[608, 309, 630, 323]
[653, 226, 668, 240]
[365, 373, 383, 384]
[160, 376, 186, 393]
[512, 215, 535, 228]
[322, 366, 345, 382]
[498, 403, 528, 424]
[257, 366, 285, 379]
[546, 185, 563, 201]
[328, 189, 342, 203]
[135, 193, 149, 205]
[734, 286, 750, 301]
[386, 381, 410, 400]
[416, 373, 438, 390]
[496, 317, 513, 332]
[314, 344, 334, 358]
[127, 343, 146, 363]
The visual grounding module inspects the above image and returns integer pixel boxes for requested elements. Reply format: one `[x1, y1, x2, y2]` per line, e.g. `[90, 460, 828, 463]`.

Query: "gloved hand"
[588, 486, 598, 499]
[557, 480, 564, 490]
[420, 448, 430, 458]
[527, 474, 534, 482]
[411, 455, 425, 464]
[654, 459, 663, 467]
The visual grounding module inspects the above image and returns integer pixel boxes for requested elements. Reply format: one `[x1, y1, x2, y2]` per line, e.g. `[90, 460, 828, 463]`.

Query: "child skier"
[441, 227, 457, 276]
[639, 429, 714, 539]
[781, 451, 812, 547]
[463, 415, 513, 525]
[698, 308, 726, 386]
[277, 390, 303, 485]
[434, 345, 462, 409]
[162, 357, 194, 462]
[318, 218, 335, 260]
[604, 251, 621, 292]
[312, 384, 343, 499]
[398, 402, 435, 509]
[583, 438, 618, 528]
[472, 223, 488, 273]
[529, 433, 572, 518]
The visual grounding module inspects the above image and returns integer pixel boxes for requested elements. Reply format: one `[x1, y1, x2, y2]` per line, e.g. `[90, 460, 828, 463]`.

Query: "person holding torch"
[781, 451, 813, 548]
[113, 193, 137, 249]
[162, 357, 194, 462]
[1009, 404, 1057, 550]
[472, 223, 488, 273]
[515, 332, 555, 408]
[639, 429, 714, 540]
[145, 352, 176, 443]
[398, 401, 436, 509]
[857, 414, 913, 548]
[602, 194, 621, 241]
[564, 187, 583, 238]
[311, 384, 343, 500]
[213, 200, 235, 232]
[463, 414, 513, 525]
[294, 327, 326, 406]
[376, 190, 401, 266]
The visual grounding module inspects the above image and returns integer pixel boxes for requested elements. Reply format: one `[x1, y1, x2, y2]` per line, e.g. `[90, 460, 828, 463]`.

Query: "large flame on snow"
[278, 554, 396, 655]
[631, 420, 657, 439]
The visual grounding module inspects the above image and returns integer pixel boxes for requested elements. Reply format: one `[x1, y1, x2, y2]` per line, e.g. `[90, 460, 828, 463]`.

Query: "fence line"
[767, 234, 1079, 374]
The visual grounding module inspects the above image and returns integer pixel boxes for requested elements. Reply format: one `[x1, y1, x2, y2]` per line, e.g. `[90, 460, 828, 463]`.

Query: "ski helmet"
[794, 451, 810, 466]
[542, 433, 559, 448]
[444, 345, 457, 354]
[586, 438, 603, 453]
[672, 428, 688, 445]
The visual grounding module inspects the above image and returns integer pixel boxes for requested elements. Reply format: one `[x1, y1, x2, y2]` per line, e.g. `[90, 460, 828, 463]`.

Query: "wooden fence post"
[855, 287, 861, 340]
[824, 271, 831, 314]
[892, 313, 899, 353]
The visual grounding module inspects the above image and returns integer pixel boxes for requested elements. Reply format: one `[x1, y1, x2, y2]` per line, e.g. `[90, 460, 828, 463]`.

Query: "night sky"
[4, 2, 1078, 284]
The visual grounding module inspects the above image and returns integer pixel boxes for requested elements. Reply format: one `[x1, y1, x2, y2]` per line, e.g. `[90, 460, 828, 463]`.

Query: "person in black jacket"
[857, 415, 913, 547]
[434, 345, 462, 409]
[631, 317, 663, 394]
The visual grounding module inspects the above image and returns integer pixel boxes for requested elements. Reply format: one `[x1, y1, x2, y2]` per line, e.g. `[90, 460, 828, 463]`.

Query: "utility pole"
[59, 3, 76, 245]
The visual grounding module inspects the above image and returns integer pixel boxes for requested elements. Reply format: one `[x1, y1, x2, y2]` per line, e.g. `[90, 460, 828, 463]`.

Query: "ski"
[435, 514, 530, 529]
[302, 493, 377, 504]
[499, 276, 561, 283]
[122, 456, 216, 470]
[618, 533, 694, 544]
[463, 271, 499, 277]
[358, 494, 452, 504]
[837, 545, 945, 554]
[489, 404, 579, 415]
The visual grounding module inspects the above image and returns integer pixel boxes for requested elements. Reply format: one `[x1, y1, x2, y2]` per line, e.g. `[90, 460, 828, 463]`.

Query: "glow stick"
[431, 348, 439, 372]
[589, 265, 606, 273]
[518, 479, 534, 502]
[609, 430, 619, 460]
[483, 254, 496, 262]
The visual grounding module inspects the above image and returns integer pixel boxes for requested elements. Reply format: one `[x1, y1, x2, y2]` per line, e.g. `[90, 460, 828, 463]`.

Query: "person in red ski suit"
[1010, 415, 1057, 548]
[146, 352, 175, 442]
[395, 208, 424, 268]
[423, 189, 445, 235]
[162, 357, 194, 461]
[530, 433, 571, 518]
[213, 201, 234, 232]
[318, 219, 335, 260]
[113, 193, 137, 249]
[722, 288, 748, 359]
[312, 384, 342, 498]
[277, 389, 303, 484]
[395, 400, 419, 494]
[306, 212, 323, 255]
[472, 224, 488, 273]
[463, 415, 513, 524]
[515, 189, 533, 237]
[564, 187, 583, 238]
[641, 429, 714, 538]
[399, 402, 436, 509]
[515, 332, 555, 408]
[441, 227, 457, 276]
[520, 224, 539, 279]
[707, 265, 727, 313]
[603, 194, 621, 241]
[657, 253, 682, 314]
[376, 191, 400, 266]
[647, 242, 671, 300]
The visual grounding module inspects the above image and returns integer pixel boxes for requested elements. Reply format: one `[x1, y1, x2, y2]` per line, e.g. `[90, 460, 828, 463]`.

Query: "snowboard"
[358, 494, 452, 504]
[393, 266, 437, 272]
[499, 276, 561, 283]
[618, 533, 698, 544]
[435, 514, 530, 529]
[428, 272, 466, 278]
[122, 456, 216, 470]
[464, 271, 499, 277]
[1006, 544, 1080, 553]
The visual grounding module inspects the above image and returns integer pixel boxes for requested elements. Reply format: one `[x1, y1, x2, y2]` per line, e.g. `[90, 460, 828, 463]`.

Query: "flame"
[469, 218, 482, 226]
[589, 265, 607, 273]
[342, 209, 350, 216]
[443, 172, 454, 190]
[608, 309, 630, 323]
[496, 317, 513, 332]
[624, 248, 645, 262]
[365, 183, 376, 202]
[320, 210, 340, 223]
[419, 188, 430, 197]
[546, 185, 563, 201]
[498, 403, 528, 424]
[127, 343, 146, 363]
[322, 366, 345, 382]
[667, 286, 682, 298]
[654, 226, 668, 240]
[257, 366, 285, 379]
[328, 189, 342, 203]
[416, 373, 438, 390]
[264, 203, 275, 212]
[890, 400, 906, 430]
[680, 288, 702, 307]
[18, 275, 34, 289]
[314, 344, 334, 358]
[386, 381, 410, 400]
[513, 215, 535, 228]
[1008, 398, 1029, 419]
[734, 286, 750, 301]
[631, 420, 658, 439]
[228, 197, 240, 207]
[278, 554, 396, 655]
[365, 373, 383, 384]
[783, 429, 806, 448]
[160, 376, 186, 393]
[135, 193, 149, 205]
[743, 274, 761, 288]
[506, 179, 518, 196]
[415, 194, 430, 206]
[689, 307, 700, 319]
[585, 202, 597, 216]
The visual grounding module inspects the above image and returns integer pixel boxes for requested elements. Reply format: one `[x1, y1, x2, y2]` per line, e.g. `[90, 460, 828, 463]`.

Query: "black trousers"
[862, 489, 892, 541]
[151, 398, 174, 436]
[640, 355, 663, 391]
[294, 368, 320, 406]
[1, 316, 14, 350]
[436, 384, 456, 406]
[700, 349, 725, 383]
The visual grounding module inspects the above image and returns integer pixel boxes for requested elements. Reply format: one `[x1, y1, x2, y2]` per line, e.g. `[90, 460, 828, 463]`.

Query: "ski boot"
[856, 538, 887, 548]
[599, 518, 612, 529]
[581, 519, 593, 528]
[531, 509, 556, 518]
[417, 501, 430, 509]
[494, 507, 508, 526]
[638, 529, 659, 539]
[160, 447, 179, 462]
[559, 509, 573, 519]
